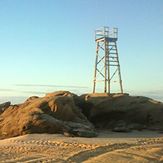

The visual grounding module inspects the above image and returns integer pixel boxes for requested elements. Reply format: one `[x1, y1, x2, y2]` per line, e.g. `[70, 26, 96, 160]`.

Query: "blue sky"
[0, 0, 163, 103]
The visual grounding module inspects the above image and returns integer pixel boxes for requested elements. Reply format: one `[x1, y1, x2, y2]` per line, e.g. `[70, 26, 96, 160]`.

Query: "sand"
[0, 131, 163, 163]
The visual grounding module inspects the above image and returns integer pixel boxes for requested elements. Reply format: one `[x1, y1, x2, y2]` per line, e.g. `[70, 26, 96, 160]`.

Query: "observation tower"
[93, 26, 123, 94]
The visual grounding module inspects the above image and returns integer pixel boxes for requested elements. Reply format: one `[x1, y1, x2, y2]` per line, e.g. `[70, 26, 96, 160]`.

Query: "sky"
[0, 0, 163, 103]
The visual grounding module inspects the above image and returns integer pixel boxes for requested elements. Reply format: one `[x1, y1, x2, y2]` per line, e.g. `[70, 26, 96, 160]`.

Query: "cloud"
[15, 84, 88, 89]
[0, 88, 45, 95]
[129, 90, 163, 102]
[0, 96, 27, 104]
[0, 89, 14, 92]
[146, 90, 163, 95]
[19, 91, 46, 95]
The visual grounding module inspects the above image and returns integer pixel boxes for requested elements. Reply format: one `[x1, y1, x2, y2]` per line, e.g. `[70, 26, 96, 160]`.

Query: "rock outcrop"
[0, 91, 96, 138]
[1, 91, 163, 139]
[79, 93, 163, 131]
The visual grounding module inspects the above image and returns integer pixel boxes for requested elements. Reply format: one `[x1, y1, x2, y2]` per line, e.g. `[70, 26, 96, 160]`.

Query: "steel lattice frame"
[93, 27, 123, 94]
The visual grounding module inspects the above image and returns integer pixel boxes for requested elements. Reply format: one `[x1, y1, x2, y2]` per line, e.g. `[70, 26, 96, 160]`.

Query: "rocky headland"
[0, 91, 163, 139]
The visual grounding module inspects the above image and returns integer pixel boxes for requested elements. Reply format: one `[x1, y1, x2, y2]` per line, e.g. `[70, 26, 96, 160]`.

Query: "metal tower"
[93, 26, 123, 94]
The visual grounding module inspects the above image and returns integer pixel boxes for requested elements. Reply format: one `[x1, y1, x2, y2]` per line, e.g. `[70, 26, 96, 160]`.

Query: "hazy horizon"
[0, 86, 163, 104]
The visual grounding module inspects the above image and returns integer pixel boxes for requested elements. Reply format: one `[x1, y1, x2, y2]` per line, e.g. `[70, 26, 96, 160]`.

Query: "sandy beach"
[0, 130, 163, 163]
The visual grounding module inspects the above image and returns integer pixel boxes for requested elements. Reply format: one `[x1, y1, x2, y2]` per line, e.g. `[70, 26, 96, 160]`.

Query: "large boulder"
[79, 93, 163, 131]
[0, 91, 96, 138]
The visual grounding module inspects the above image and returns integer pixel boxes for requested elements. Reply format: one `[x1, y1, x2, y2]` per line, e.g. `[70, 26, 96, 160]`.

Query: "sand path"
[0, 131, 163, 163]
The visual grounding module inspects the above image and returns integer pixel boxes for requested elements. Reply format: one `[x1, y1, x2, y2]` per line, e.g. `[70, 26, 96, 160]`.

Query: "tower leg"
[93, 42, 99, 93]
[115, 42, 123, 93]
[107, 41, 110, 94]
[104, 39, 107, 93]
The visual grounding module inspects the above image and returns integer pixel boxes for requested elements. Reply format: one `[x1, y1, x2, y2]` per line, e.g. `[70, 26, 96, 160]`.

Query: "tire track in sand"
[0, 138, 100, 163]
[0, 137, 163, 162]
[66, 138, 163, 163]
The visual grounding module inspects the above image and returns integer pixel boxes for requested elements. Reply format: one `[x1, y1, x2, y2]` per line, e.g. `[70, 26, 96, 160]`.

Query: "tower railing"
[95, 27, 118, 41]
